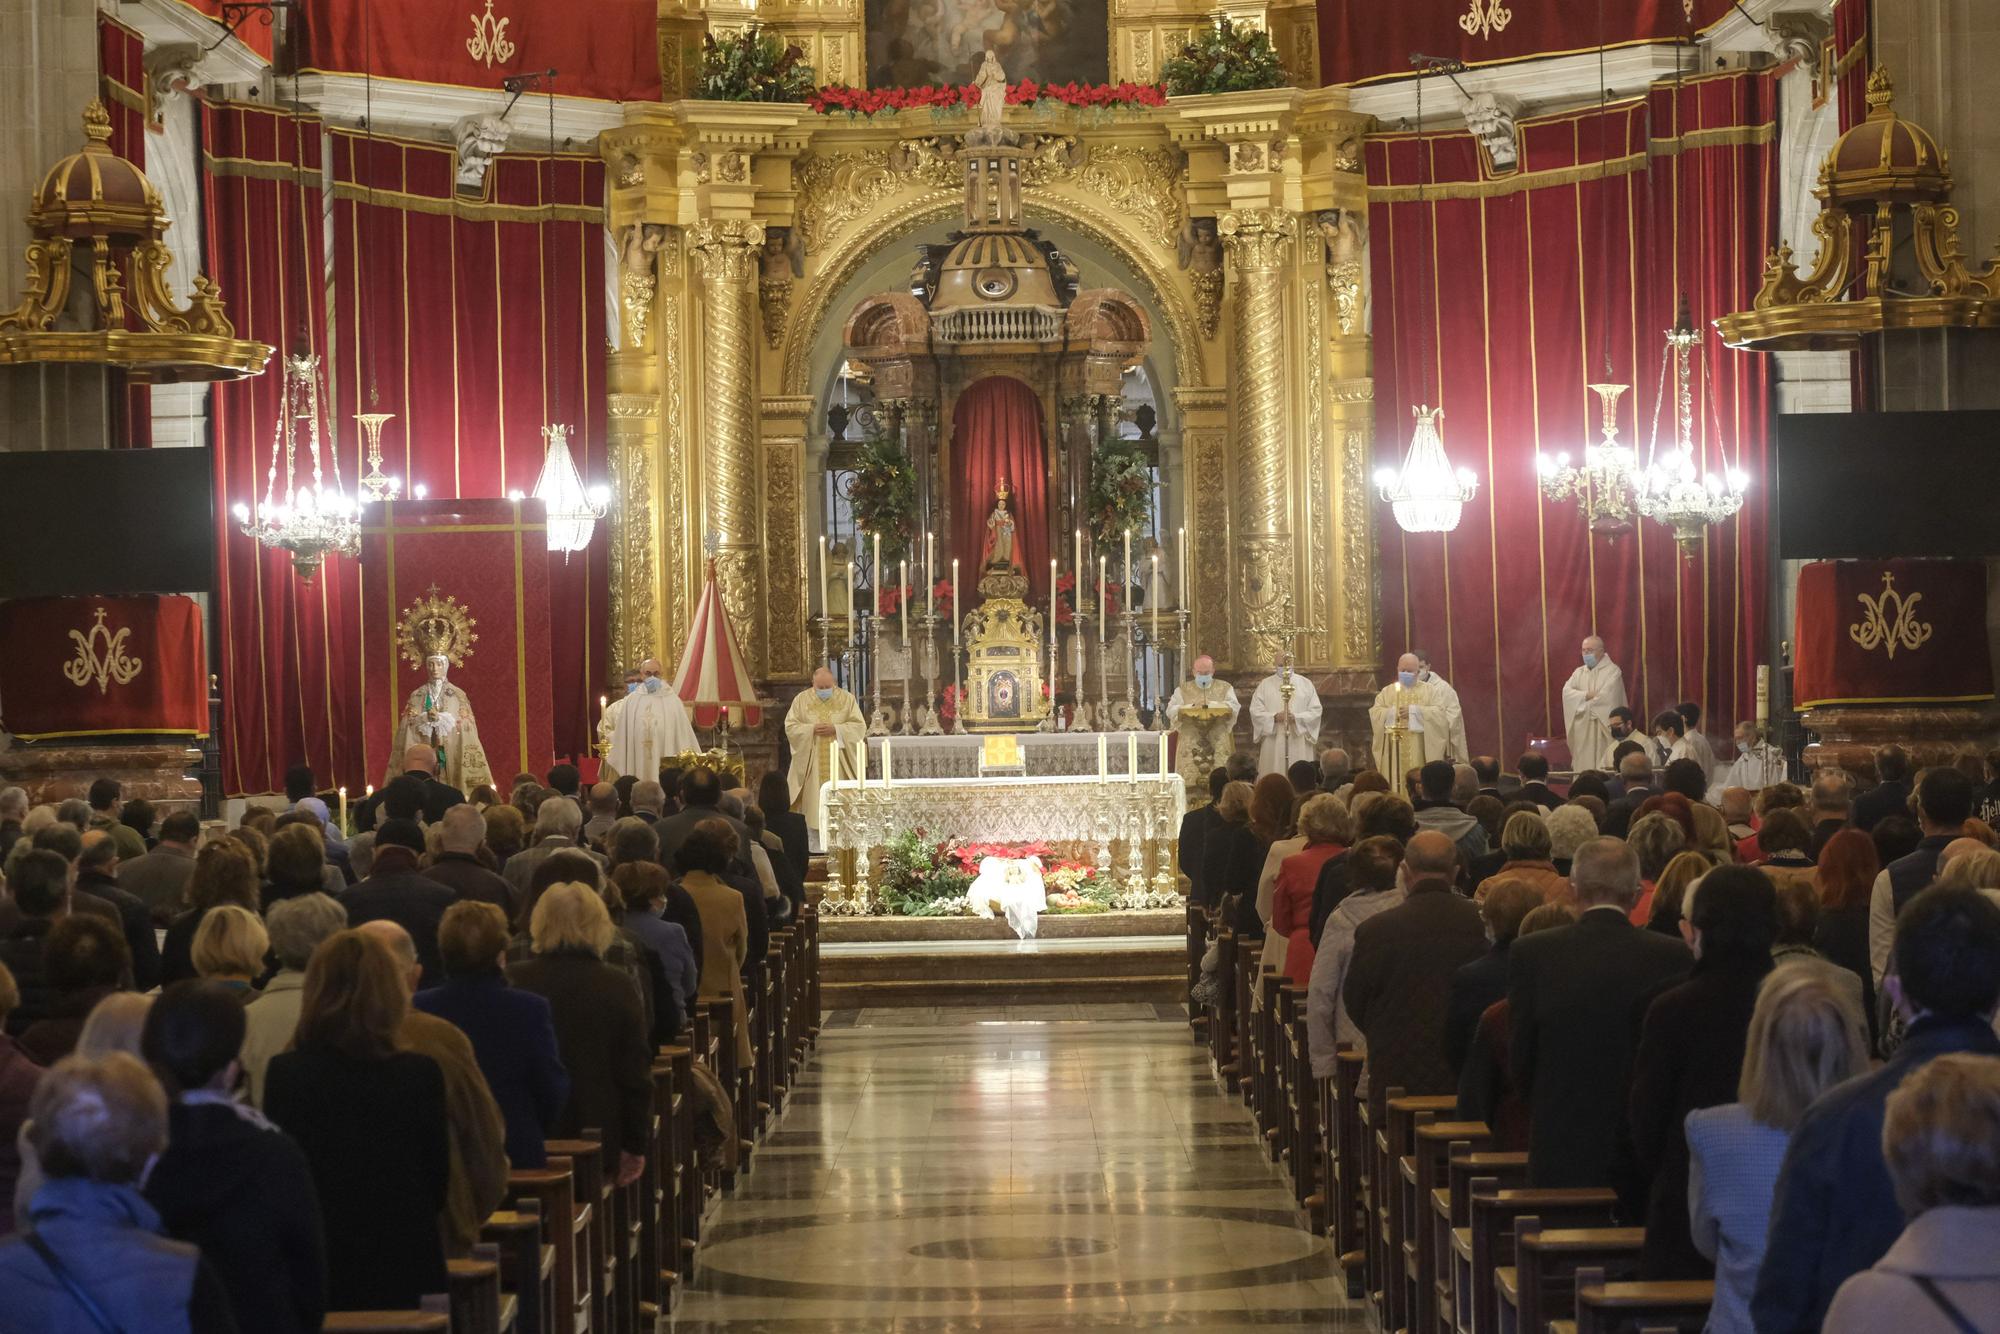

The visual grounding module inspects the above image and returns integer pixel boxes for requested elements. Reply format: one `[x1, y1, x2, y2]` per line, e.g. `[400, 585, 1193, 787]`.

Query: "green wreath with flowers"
[700, 25, 817, 103]
[849, 432, 919, 566]
[1161, 17, 1288, 96]
[1084, 438, 1154, 548]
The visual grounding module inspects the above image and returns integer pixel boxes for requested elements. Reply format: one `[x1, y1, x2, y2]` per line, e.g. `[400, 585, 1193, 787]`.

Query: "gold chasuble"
[1165, 678, 1242, 801]
[784, 687, 866, 835]
[1367, 679, 1457, 781]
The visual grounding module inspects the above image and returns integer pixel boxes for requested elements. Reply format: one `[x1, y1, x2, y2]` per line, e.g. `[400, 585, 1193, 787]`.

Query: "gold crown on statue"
[395, 583, 479, 670]
[994, 476, 1011, 502]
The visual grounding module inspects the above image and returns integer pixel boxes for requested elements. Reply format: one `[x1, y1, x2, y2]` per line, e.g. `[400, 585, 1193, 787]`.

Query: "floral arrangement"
[863, 835, 1184, 918]
[875, 582, 917, 618]
[940, 683, 962, 722]
[1053, 570, 1079, 627]
[876, 829, 974, 917]
[1084, 440, 1154, 548]
[808, 78, 1167, 118]
[849, 433, 918, 565]
[930, 576, 957, 624]
[700, 26, 817, 103]
[1161, 17, 1288, 96]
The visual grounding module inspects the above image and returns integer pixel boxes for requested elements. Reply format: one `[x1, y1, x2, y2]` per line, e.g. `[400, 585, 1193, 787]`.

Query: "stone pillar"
[1217, 207, 1296, 668]
[691, 217, 767, 674]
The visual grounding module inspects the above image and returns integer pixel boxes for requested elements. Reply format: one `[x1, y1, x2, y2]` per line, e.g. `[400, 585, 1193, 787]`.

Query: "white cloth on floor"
[968, 856, 1048, 940]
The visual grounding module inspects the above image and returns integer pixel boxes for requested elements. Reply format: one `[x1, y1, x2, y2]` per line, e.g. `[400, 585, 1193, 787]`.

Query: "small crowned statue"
[981, 477, 1023, 574]
[391, 584, 493, 791]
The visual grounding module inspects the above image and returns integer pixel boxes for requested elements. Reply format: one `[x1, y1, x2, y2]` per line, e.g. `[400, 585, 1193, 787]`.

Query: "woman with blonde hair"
[1646, 850, 1716, 937]
[190, 904, 269, 995]
[1686, 965, 1870, 1333]
[1477, 811, 1568, 905]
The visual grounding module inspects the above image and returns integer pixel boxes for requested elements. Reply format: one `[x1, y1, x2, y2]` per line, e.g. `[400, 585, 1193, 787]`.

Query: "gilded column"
[1218, 207, 1296, 667]
[691, 217, 767, 674]
[606, 225, 670, 675]
[760, 393, 814, 680]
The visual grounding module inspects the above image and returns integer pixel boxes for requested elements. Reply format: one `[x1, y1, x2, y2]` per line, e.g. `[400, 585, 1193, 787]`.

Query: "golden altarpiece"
[598, 0, 1380, 760]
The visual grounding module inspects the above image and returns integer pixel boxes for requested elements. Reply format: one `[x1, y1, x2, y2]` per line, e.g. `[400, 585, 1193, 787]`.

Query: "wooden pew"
[1232, 946, 1257, 1100]
[1279, 983, 1323, 1230]
[644, 1046, 692, 1312]
[508, 1158, 588, 1333]
[1330, 1047, 1367, 1294]
[1463, 1189, 1619, 1334]
[1185, 903, 1208, 1037]
[447, 1246, 509, 1334]
[1495, 1224, 1644, 1334]
[1405, 1120, 1490, 1334]
[481, 1207, 552, 1334]
[324, 1309, 450, 1333]
[1378, 1093, 1457, 1334]
[1569, 1269, 1713, 1334]
[1439, 1151, 1529, 1334]
[1256, 969, 1285, 1146]
[543, 1141, 613, 1334]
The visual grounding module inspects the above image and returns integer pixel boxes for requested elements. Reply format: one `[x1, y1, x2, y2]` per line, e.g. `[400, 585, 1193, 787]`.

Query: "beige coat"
[1824, 1206, 2000, 1334]
[682, 869, 752, 1066]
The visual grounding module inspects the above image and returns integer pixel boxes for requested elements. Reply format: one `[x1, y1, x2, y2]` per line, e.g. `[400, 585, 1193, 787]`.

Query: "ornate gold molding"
[692, 216, 765, 675]
[1218, 208, 1295, 664]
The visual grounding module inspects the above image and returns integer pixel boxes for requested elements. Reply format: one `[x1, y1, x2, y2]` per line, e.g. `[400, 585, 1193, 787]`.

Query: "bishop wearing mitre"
[1559, 635, 1627, 772]
[1369, 653, 1459, 782]
[1249, 657, 1322, 776]
[605, 657, 698, 783]
[1166, 654, 1241, 801]
[785, 665, 866, 846]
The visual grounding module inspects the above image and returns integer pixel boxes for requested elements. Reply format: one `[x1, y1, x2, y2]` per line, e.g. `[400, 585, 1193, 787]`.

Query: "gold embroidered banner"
[0, 596, 207, 740]
[1794, 560, 1993, 708]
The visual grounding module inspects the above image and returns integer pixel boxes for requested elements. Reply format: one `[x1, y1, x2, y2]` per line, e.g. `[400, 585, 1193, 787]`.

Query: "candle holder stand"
[914, 612, 943, 735]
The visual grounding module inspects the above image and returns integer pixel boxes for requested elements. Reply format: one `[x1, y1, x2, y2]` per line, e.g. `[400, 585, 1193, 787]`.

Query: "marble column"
[692, 218, 767, 674]
[1217, 207, 1296, 668]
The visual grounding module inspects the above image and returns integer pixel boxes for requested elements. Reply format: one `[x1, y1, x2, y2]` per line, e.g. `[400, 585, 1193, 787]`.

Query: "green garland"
[849, 432, 919, 565]
[876, 829, 974, 916]
[1161, 18, 1288, 96]
[1084, 438, 1154, 548]
[700, 26, 817, 103]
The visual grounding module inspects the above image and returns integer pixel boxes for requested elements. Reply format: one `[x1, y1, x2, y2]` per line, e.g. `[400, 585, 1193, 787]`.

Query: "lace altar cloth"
[864, 730, 1168, 780]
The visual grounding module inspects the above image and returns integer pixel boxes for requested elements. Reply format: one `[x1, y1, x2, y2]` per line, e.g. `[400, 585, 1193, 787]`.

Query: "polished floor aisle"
[669, 1006, 1355, 1331]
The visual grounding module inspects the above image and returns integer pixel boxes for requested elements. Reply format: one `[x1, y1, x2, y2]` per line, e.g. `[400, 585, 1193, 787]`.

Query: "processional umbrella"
[673, 554, 764, 740]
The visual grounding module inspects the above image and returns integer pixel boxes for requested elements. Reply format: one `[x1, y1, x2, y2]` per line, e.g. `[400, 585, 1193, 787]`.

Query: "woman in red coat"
[1271, 794, 1351, 987]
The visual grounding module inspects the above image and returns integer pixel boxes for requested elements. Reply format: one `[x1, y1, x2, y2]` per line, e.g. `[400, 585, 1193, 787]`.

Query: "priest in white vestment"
[1368, 654, 1458, 780]
[1709, 721, 1787, 801]
[1559, 636, 1627, 772]
[1165, 654, 1242, 801]
[596, 668, 643, 766]
[784, 666, 866, 844]
[1675, 704, 1718, 782]
[1249, 661, 1322, 776]
[604, 658, 698, 783]
[1415, 651, 1471, 761]
[393, 654, 493, 792]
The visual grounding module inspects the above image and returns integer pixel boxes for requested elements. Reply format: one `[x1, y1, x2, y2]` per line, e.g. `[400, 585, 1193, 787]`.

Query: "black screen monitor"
[0, 447, 215, 597]
[1775, 410, 2000, 560]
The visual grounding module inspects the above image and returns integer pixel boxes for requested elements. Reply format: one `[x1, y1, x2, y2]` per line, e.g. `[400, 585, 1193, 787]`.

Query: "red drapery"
[328, 129, 609, 767]
[950, 376, 1050, 605]
[1367, 70, 1775, 761]
[1794, 560, 1991, 710]
[202, 99, 365, 795]
[1317, 0, 1737, 88]
[0, 596, 209, 741]
[165, 0, 275, 60]
[99, 13, 150, 449]
[299, 0, 658, 102]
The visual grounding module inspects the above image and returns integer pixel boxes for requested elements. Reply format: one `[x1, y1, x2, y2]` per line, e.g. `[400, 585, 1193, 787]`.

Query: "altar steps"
[819, 930, 1186, 1009]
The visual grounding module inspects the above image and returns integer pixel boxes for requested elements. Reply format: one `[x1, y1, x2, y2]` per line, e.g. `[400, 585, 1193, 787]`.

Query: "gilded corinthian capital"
[690, 219, 767, 285]
[1216, 208, 1295, 272]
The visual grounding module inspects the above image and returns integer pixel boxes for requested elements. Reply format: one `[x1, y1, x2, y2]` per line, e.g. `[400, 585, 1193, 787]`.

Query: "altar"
[864, 729, 1169, 780]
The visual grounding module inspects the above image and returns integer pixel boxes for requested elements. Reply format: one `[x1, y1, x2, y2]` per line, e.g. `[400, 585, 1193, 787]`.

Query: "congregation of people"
[1183, 726, 2000, 1333]
[0, 755, 813, 1332]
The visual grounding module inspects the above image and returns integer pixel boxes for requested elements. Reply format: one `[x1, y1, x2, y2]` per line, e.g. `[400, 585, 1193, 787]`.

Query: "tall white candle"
[926, 531, 935, 617]
[1049, 557, 1058, 650]
[1177, 526, 1188, 609]
[951, 558, 961, 646]
[1127, 731, 1138, 783]
[1098, 554, 1108, 644]
[883, 738, 893, 785]
[847, 559, 857, 618]
[338, 785, 348, 831]
[818, 534, 828, 618]
[1157, 732, 1168, 779]
[1150, 552, 1160, 639]
[855, 738, 866, 787]
[1097, 733, 1107, 781]
[1122, 528, 1132, 622]
[872, 531, 881, 606]
[1073, 527, 1083, 607]
[1756, 664, 1771, 724]
[900, 559, 909, 646]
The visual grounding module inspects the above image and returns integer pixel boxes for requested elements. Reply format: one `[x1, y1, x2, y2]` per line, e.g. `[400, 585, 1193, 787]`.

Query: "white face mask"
[624, 680, 641, 695]
[1398, 670, 1416, 688]
[1194, 673, 1213, 689]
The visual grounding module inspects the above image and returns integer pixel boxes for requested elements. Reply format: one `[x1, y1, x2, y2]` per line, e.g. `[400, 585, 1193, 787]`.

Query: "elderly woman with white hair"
[1545, 804, 1600, 876]
[506, 882, 653, 1188]
[241, 893, 348, 1106]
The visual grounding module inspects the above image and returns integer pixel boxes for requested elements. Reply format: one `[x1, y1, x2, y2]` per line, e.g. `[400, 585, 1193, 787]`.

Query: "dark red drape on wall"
[99, 13, 150, 449]
[1367, 70, 1776, 761]
[950, 376, 1050, 605]
[1317, 0, 1738, 87]
[202, 99, 365, 795]
[328, 129, 609, 766]
[299, 0, 658, 101]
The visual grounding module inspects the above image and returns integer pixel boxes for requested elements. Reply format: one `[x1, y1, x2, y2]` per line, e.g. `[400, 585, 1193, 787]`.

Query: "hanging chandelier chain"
[545, 74, 562, 429]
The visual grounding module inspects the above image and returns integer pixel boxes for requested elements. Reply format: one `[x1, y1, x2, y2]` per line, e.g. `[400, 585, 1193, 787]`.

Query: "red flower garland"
[808, 79, 1167, 117]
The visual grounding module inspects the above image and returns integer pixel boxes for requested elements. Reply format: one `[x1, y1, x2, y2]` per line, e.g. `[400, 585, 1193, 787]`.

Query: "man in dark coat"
[74, 831, 161, 992]
[423, 805, 516, 914]
[1627, 865, 1776, 1276]
[1508, 837, 1692, 1192]
[343, 820, 456, 985]
[1752, 885, 2000, 1333]
[1514, 752, 1566, 810]
[1177, 767, 1228, 904]
[1850, 743, 1912, 832]
[1342, 830, 1489, 1112]
[1867, 764, 1975, 985]
[356, 747, 466, 830]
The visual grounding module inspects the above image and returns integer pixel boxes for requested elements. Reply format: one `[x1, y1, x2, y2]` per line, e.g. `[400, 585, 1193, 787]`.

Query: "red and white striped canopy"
[673, 558, 763, 729]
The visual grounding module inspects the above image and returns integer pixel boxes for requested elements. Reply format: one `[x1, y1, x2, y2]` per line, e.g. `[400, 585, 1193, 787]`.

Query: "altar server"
[1560, 636, 1627, 772]
[1166, 655, 1241, 802]
[605, 658, 699, 784]
[1414, 650, 1471, 762]
[1369, 654, 1459, 780]
[1249, 658, 1322, 777]
[784, 666, 866, 847]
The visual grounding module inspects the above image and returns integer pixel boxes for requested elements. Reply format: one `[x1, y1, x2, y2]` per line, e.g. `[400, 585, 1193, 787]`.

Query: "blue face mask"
[625, 680, 641, 695]
[1582, 652, 1598, 669]
[1194, 673, 1213, 689]
[815, 687, 834, 701]
[642, 676, 664, 694]
[1398, 670, 1417, 688]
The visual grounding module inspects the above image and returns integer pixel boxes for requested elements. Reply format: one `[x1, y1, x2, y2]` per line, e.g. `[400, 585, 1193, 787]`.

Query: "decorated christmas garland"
[1161, 18, 1288, 96]
[847, 433, 918, 566]
[809, 78, 1167, 118]
[699, 26, 816, 103]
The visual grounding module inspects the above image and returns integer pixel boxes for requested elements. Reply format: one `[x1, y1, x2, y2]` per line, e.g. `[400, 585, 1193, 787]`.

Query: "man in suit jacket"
[115, 810, 202, 927]
[501, 798, 604, 906]
[357, 747, 467, 830]
[1753, 885, 2000, 1333]
[1343, 831, 1489, 1109]
[1177, 768, 1228, 903]
[1508, 836, 1691, 1193]
[423, 806, 516, 915]
[654, 768, 780, 903]
[1850, 744, 1912, 832]
[344, 821, 457, 986]
[1514, 752, 1566, 810]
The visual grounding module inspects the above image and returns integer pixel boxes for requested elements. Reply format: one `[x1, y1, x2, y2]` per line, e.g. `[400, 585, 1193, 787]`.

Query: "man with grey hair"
[1560, 635, 1627, 772]
[581, 782, 621, 850]
[1318, 748, 1351, 793]
[54, 798, 91, 832]
[74, 829, 159, 991]
[502, 787, 601, 902]
[1807, 767, 1855, 861]
[1450, 763, 1480, 808]
[242, 891, 348, 1104]
[1508, 836, 1691, 1190]
[424, 803, 514, 913]
[629, 780, 666, 823]
[346, 830, 376, 881]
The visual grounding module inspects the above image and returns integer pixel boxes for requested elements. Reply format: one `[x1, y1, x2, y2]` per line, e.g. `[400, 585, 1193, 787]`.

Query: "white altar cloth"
[864, 730, 1166, 780]
[968, 856, 1047, 939]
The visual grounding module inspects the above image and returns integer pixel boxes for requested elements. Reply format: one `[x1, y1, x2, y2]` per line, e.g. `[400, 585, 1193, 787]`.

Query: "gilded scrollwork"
[1304, 254, 1328, 665]
[794, 145, 955, 256]
[1219, 208, 1295, 664]
[764, 436, 807, 675]
[605, 395, 657, 673]
[617, 223, 668, 349]
[1340, 427, 1373, 663]
[692, 217, 765, 672]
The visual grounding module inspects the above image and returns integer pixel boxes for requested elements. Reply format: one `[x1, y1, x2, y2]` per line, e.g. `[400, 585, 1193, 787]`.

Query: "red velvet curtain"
[1367, 71, 1775, 762]
[950, 376, 1050, 604]
[328, 130, 609, 766]
[299, 0, 658, 101]
[1317, 0, 1739, 87]
[99, 13, 150, 448]
[202, 100, 365, 795]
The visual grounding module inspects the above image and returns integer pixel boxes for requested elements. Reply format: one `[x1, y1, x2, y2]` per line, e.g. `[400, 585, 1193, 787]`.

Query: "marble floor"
[667, 1008, 1358, 1331]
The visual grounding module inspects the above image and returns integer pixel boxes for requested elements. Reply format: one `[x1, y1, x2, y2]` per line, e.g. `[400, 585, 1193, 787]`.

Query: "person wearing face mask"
[1369, 653, 1459, 779]
[595, 669, 645, 774]
[1414, 649, 1472, 763]
[605, 657, 699, 791]
[1560, 635, 1628, 773]
[1165, 655, 1242, 804]
[783, 665, 866, 849]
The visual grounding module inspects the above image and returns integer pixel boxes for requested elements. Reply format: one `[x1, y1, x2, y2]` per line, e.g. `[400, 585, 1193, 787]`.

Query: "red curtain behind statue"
[950, 376, 1049, 605]
[202, 100, 365, 795]
[1367, 71, 1775, 761]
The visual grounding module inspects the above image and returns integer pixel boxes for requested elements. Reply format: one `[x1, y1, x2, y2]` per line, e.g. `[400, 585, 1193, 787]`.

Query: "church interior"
[4, 0, 2000, 1329]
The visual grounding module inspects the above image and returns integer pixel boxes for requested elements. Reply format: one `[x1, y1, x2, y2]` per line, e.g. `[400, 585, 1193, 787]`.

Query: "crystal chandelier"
[1538, 383, 1637, 535]
[1376, 405, 1479, 533]
[1633, 303, 1748, 550]
[232, 350, 360, 580]
[531, 423, 609, 554]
